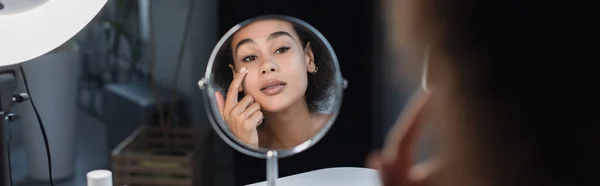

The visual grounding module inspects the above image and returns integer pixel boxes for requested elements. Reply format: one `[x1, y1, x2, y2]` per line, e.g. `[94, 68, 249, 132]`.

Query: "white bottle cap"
[86, 170, 113, 186]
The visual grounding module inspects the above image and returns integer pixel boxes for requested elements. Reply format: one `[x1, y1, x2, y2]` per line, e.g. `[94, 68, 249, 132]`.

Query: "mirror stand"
[266, 150, 279, 186]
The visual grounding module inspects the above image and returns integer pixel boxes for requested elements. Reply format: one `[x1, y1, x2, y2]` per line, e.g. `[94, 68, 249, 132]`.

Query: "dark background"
[218, 0, 376, 185]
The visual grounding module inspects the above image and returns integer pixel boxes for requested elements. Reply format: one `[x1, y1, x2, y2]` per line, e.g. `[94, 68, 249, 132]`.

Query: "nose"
[260, 60, 279, 74]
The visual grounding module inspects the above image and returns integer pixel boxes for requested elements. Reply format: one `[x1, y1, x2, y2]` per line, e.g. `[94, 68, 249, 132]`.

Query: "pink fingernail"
[240, 67, 248, 73]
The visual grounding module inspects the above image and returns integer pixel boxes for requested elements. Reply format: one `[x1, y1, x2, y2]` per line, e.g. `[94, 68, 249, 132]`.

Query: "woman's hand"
[366, 89, 440, 186]
[215, 68, 263, 147]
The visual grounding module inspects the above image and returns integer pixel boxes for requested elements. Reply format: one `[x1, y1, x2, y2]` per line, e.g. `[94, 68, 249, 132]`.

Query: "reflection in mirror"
[211, 18, 337, 150]
[199, 15, 345, 185]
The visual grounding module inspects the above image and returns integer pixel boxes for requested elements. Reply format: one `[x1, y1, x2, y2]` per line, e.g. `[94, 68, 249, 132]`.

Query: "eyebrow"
[235, 38, 254, 53]
[235, 31, 295, 53]
[267, 31, 293, 41]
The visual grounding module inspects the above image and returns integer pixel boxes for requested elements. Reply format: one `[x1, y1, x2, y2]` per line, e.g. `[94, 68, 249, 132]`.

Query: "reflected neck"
[262, 98, 320, 148]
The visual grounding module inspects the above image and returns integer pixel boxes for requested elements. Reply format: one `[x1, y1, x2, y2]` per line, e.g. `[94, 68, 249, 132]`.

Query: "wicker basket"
[111, 126, 209, 186]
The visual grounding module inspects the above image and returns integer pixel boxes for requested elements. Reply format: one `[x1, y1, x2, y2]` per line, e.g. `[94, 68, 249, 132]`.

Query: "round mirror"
[198, 15, 346, 159]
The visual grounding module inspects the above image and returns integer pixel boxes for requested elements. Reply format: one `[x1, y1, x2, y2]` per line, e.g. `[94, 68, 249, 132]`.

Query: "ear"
[304, 42, 316, 73]
[377, 88, 436, 186]
[229, 64, 243, 92]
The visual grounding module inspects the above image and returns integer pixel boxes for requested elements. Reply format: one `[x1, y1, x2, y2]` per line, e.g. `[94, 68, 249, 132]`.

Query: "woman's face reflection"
[230, 19, 315, 112]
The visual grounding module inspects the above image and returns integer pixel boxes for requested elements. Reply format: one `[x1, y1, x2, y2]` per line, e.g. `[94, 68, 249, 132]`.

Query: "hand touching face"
[216, 67, 262, 147]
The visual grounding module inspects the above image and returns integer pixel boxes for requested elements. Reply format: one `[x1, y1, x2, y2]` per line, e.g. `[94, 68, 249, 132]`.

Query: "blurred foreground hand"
[366, 89, 441, 186]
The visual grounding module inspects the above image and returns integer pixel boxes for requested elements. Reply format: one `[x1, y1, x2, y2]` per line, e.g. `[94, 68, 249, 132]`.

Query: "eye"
[243, 55, 257, 62]
[275, 47, 290, 54]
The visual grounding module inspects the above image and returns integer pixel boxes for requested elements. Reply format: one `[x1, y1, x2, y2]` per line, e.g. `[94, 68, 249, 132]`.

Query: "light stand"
[0, 65, 29, 186]
[1, 0, 108, 185]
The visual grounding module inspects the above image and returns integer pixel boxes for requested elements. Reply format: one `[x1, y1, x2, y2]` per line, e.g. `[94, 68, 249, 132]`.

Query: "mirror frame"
[198, 14, 347, 159]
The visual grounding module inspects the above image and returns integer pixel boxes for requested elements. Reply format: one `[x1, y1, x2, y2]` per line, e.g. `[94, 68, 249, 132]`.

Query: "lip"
[260, 79, 287, 95]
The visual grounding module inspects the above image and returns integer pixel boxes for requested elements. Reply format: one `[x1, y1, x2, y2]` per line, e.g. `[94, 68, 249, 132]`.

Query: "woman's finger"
[410, 157, 441, 184]
[224, 67, 248, 114]
[215, 91, 225, 120]
[375, 88, 431, 186]
[231, 95, 255, 117]
[382, 88, 431, 166]
[240, 102, 261, 120]
[366, 151, 383, 171]
[245, 111, 264, 130]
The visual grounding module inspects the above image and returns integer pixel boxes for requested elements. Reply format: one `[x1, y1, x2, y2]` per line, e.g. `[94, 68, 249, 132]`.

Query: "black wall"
[217, 0, 375, 185]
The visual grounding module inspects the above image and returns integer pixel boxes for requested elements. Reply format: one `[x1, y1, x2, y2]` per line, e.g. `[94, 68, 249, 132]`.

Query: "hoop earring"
[311, 66, 318, 75]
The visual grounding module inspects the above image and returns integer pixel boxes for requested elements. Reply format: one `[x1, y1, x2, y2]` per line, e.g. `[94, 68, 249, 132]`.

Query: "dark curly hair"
[210, 19, 336, 113]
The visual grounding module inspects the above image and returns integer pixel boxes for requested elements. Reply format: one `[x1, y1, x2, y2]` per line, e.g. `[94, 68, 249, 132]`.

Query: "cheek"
[386, 0, 422, 50]
[295, 71, 309, 86]
[385, 0, 404, 43]
[292, 69, 309, 93]
[279, 57, 309, 90]
[278, 53, 308, 73]
[241, 75, 260, 94]
[385, 0, 427, 91]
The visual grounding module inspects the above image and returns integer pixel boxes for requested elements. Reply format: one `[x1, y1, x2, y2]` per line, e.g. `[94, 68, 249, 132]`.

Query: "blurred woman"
[369, 0, 599, 186]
